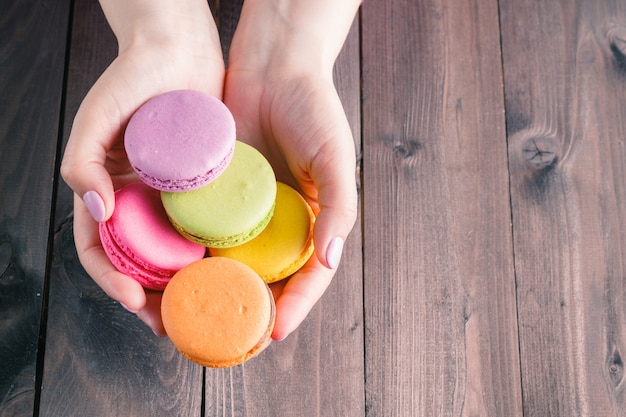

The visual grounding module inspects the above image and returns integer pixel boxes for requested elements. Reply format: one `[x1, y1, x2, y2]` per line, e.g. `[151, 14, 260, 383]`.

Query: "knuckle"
[59, 158, 79, 186]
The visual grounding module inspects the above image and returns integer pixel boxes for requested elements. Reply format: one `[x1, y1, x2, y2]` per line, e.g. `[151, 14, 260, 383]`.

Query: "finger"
[61, 88, 125, 222]
[312, 152, 358, 269]
[137, 291, 166, 337]
[268, 278, 288, 301]
[270, 256, 334, 341]
[304, 99, 358, 270]
[73, 194, 146, 312]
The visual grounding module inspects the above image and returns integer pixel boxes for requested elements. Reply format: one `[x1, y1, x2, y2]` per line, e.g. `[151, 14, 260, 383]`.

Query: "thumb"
[60, 93, 123, 223]
[309, 125, 358, 270]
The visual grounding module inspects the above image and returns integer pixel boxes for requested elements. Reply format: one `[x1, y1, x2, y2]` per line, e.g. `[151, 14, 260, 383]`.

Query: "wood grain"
[40, 223, 203, 416]
[0, 0, 71, 415]
[38, 1, 203, 415]
[501, 0, 626, 415]
[361, 0, 522, 415]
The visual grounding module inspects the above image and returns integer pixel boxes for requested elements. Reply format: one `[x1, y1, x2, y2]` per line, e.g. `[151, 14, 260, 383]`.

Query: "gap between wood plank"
[32, 1, 76, 415]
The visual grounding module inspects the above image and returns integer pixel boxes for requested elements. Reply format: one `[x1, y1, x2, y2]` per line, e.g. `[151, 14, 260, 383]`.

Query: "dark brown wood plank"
[361, 0, 522, 415]
[203, 3, 366, 416]
[38, 1, 203, 415]
[501, 0, 626, 414]
[0, 1, 71, 414]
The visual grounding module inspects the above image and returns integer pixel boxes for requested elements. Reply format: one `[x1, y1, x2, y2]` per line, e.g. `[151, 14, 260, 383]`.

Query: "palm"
[223, 68, 356, 340]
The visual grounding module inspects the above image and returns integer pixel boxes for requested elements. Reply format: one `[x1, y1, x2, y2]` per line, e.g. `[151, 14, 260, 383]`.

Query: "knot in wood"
[392, 139, 421, 159]
[610, 26, 626, 54]
[609, 25, 626, 70]
[608, 347, 624, 388]
[522, 137, 557, 169]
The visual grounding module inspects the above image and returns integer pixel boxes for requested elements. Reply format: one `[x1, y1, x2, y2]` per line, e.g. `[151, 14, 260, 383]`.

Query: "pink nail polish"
[83, 190, 106, 222]
[326, 237, 344, 269]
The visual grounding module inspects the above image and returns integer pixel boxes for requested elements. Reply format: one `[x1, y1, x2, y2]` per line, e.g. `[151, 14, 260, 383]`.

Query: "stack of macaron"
[98, 182, 206, 291]
[98, 89, 316, 367]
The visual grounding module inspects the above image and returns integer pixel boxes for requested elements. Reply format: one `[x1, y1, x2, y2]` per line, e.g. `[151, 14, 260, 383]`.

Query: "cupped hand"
[223, 65, 358, 341]
[61, 30, 225, 336]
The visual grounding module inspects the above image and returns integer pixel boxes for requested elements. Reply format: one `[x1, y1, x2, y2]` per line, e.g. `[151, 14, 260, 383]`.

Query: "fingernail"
[120, 303, 138, 313]
[83, 190, 106, 222]
[326, 237, 344, 269]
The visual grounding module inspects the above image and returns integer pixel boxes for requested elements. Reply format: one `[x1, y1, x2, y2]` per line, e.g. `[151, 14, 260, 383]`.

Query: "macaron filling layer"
[134, 145, 233, 192]
[173, 203, 275, 248]
[99, 221, 172, 289]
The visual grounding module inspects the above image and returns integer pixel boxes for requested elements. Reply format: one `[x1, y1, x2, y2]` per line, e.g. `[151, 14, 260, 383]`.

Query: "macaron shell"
[100, 221, 171, 290]
[125, 90, 236, 191]
[161, 257, 275, 367]
[161, 141, 277, 248]
[99, 182, 206, 290]
[210, 182, 315, 283]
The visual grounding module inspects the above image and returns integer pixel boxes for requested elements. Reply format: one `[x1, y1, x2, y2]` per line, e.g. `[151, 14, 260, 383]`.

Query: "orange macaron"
[161, 257, 275, 367]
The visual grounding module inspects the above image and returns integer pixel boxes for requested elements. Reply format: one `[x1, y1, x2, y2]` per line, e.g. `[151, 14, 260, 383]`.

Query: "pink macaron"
[124, 90, 236, 192]
[99, 182, 206, 290]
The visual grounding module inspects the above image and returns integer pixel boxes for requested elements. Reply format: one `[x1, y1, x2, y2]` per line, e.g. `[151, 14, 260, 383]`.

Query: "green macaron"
[161, 141, 277, 248]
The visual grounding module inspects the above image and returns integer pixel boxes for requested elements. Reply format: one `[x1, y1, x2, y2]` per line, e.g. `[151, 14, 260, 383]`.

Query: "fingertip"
[107, 274, 146, 313]
[83, 190, 107, 222]
[271, 327, 289, 342]
[310, 166, 358, 270]
[270, 276, 326, 341]
[268, 282, 288, 340]
[61, 111, 118, 221]
[120, 302, 139, 314]
[313, 206, 355, 269]
[63, 160, 116, 222]
[80, 246, 146, 312]
[137, 291, 166, 337]
[80, 174, 116, 222]
[324, 236, 345, 270]
[271, 296, 304, 341]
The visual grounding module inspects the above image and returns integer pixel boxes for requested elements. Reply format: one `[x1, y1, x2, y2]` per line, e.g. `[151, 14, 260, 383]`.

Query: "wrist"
[100, 0, 221, 60]
[229, 0, 360, 76]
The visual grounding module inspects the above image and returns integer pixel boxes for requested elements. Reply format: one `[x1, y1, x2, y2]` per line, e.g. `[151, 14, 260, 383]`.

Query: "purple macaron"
[124, 90, 236, 192]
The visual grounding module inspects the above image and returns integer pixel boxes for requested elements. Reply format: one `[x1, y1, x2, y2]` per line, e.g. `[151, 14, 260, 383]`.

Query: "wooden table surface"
[2, 0, 626, 415]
